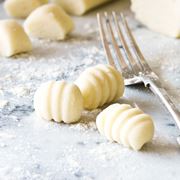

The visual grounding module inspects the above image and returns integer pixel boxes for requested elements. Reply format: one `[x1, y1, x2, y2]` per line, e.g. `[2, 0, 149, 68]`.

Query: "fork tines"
[97, 12, 180, 144]
[97, 12, 152, 80]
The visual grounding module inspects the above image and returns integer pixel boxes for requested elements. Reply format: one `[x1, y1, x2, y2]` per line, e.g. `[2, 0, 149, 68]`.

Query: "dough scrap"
[50, 0, 112, 15]
[34, 81, 83, 124]
[0, 19, 32, 57]
[75, 64, 124, 110]
[24, 4, 74, 40]
[4, 0, 48, 18]
[131, 0, 180, 38]
[96, 103, 154, 150]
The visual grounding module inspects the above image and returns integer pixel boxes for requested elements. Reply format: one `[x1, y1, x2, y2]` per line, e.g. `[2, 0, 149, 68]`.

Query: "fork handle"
[143, 77, 180, 129]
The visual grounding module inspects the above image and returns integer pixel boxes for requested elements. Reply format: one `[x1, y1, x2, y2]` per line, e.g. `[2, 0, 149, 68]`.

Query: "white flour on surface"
[0, 1, 180, 180]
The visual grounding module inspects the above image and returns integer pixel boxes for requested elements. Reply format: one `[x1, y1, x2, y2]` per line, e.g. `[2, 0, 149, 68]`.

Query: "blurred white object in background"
[131, 0, 180, 38]
[50, 0, 113, 15]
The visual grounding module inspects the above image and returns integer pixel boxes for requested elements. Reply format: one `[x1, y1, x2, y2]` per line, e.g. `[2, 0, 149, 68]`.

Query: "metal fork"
[97, 12, 180, 143]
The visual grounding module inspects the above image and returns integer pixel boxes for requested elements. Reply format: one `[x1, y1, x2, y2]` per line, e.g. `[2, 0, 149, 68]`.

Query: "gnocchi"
[0, 19, 32, 57]
[50, 0, 112, 15]
[34, 81, 83, 124]
[4, 0, 48, 18]
[24, 4, 74, 40]
[75, 64, 124, 110]
[96, 103, 154, 150]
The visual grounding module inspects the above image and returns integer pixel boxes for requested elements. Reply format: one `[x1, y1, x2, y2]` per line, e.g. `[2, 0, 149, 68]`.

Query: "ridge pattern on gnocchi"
[34, 80, 83, 124]
[96, 103, 154, 150]
[75, 64, 124, 110]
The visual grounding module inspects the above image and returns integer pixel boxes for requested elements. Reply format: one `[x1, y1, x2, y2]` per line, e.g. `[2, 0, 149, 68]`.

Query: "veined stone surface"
[0, 1, 180, 179]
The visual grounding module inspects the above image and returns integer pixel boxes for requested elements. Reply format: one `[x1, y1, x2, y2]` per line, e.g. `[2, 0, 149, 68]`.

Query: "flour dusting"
[0, 2, 180, 180]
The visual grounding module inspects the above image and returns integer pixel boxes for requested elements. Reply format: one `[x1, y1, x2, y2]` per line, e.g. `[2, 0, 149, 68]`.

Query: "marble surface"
[0, 1, 180, 180]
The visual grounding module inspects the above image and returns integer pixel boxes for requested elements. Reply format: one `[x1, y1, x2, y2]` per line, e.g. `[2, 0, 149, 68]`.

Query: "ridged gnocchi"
[96, 103, 154, 150]
[34, 81, 83, 124]
[75, 64, 124, 110]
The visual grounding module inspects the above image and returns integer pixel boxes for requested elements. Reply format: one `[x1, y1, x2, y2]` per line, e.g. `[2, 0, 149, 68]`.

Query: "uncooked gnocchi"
[96, 104, 154, 150]
[50, 0, 112, 15]
[75, 64, 124, 110]
[34, 81, 83, 124]
[0, 19, 32, 57]
[24, 4, 74, 40]
[4, 0, 48, 18]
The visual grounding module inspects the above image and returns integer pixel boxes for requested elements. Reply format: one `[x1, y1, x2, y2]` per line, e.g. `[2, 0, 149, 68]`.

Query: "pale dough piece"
[34, 81, 83, 124]
[75, 64, 124, 110]
[4, 0, 48, 18]
[24, 4, 74, 40]
[131, 0, 180, 38]
[96, 103, 154, 151]
[0, 20, 32, 57]
[50, 0, 112, 15]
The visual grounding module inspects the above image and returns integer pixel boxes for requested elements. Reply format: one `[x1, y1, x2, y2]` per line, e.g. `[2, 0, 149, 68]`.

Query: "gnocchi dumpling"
[34, 81, 83, 124]
[50, 0, 112, 15]
[4, 0, 48, 18]
[96, 103, 154, 150]
[0, 20, 32, 57]
[24, 4, 74, 40]
[75, 64, 124, 110]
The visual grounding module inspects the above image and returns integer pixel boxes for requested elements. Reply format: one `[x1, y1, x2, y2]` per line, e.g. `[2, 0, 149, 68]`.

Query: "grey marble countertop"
[0, 1, 180, 180]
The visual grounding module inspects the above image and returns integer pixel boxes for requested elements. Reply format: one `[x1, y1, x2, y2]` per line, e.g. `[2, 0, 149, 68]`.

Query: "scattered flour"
[0, 3, 180, 180]
[0, 132, 16, 139]
[11, 86, 30, 97]
[0, 99, 8, 108]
